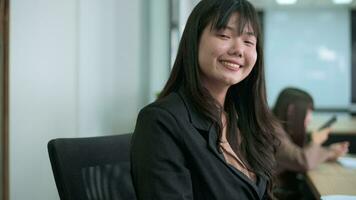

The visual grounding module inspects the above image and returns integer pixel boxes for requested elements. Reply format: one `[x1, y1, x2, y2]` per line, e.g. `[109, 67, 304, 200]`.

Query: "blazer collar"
[177, 88, 266, 198]
[177, 88, 213, 132]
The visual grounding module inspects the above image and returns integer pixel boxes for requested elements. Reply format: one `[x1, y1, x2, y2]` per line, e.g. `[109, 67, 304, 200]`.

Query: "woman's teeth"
[221, 61, 240, 69]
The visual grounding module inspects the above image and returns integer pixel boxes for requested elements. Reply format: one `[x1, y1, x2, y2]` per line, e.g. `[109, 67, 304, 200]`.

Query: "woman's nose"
[228, 40, 243, 58]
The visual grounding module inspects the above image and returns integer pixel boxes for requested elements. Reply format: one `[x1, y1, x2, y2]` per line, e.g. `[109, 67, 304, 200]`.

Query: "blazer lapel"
[178, 89, 225, 162]
[177, 89, 264, 198]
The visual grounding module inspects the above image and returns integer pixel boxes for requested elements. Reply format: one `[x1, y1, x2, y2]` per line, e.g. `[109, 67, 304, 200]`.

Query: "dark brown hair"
[159, 0, 281, 198]
[273, 87, 314, 147]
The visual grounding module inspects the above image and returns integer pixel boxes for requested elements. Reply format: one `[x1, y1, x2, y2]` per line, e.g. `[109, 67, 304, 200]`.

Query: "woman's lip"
[219, 59, 242, 66]
[220, 60, 241, 71]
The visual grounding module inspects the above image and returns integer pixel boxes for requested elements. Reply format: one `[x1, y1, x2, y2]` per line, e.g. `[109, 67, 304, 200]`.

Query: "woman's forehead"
[210, 12, 256, 35]
[226, 13, 255, 33]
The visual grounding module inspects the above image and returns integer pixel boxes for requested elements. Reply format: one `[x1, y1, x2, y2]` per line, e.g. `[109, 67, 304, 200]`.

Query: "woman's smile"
[219, 60, 242, 71]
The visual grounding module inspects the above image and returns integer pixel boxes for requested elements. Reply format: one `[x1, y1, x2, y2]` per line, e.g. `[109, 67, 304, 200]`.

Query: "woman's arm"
[131, 106, 193, 200]
[276, 131, 332, 172]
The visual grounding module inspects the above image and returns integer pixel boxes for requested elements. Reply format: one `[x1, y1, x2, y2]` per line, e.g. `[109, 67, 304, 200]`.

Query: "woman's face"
[198, 12, 257, 90]
[304, 108, 313, 129]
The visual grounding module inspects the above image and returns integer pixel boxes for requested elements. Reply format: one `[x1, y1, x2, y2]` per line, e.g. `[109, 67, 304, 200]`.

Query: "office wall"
[147, 0, 170, 101]
[10, 1, 78, 199]
[8, 0, 164, 199]
[77, 0, 142, 136]
[178, 0, 199, 35]
[265, 8, 351, 109]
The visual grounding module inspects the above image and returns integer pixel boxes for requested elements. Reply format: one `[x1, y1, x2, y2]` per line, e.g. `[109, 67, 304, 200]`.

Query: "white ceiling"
[189, 0, 356, 10]
[248, 0, 356, 9]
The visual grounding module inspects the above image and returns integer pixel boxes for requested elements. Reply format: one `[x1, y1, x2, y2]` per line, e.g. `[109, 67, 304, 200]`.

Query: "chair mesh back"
[81, 163, 135, 200]
[48, 134, 136, 200]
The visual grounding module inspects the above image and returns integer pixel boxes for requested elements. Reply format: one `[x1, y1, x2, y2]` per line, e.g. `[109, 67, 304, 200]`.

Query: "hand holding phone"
[312, 115, 337, 145]
[318, 115, 337, 131]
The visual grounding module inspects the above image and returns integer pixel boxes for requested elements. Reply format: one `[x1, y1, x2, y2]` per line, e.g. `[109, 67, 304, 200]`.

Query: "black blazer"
[131, 89, 268, 200]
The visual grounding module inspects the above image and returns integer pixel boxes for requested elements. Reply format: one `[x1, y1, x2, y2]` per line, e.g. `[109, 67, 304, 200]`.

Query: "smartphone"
[318, 115, 337, 131]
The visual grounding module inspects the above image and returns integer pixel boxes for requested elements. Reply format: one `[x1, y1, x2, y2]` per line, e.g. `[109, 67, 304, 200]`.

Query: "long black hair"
[159, 0, 281, 197]
[273, 87, 314, 147]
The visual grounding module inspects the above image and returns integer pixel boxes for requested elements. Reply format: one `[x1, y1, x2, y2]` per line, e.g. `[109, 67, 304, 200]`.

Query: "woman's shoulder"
[139, 91, 189, 120]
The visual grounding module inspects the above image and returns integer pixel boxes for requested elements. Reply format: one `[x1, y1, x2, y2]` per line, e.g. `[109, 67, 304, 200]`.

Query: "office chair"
[48, 133, 136, 200]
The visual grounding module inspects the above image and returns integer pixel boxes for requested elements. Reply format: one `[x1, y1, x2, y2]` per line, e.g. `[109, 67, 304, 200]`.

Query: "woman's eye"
[245, 40, 255, 46]
[218, 34, 230, 39]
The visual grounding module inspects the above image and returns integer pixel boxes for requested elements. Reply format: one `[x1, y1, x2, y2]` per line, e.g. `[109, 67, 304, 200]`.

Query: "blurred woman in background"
[273, 87, 349, 199]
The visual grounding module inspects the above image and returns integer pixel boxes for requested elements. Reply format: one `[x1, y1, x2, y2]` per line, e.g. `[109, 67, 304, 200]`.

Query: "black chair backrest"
[48, 133, 136, 200]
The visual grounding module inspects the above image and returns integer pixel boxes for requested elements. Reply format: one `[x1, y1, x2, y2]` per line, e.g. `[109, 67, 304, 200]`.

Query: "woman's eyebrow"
[245, 31, 256, 37]
[224, 25, 256, 36]
[225, 25, 236, 31]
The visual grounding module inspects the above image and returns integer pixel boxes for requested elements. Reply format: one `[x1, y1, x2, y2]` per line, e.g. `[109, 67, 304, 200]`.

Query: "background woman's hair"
[273, 87, 314, 147]
[159, 0, 281, 197]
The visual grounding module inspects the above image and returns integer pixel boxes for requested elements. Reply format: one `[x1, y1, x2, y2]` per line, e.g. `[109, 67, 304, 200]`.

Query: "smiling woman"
[130, 0, 283, 199]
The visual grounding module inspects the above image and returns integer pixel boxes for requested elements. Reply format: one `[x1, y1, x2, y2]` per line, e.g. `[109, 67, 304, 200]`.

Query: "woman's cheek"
[247, 52, 257, 67]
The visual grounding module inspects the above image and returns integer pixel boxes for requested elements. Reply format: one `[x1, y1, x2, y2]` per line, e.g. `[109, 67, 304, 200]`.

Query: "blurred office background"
[1, 0, 356, 199]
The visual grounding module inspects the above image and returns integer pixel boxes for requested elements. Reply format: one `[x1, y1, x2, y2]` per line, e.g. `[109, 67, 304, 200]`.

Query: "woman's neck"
[202, 80, 229, 107]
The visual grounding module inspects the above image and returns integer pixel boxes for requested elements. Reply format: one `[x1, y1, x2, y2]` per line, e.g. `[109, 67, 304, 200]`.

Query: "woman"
[273, 87, 349, 199]
[131, 0, 281, 199]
